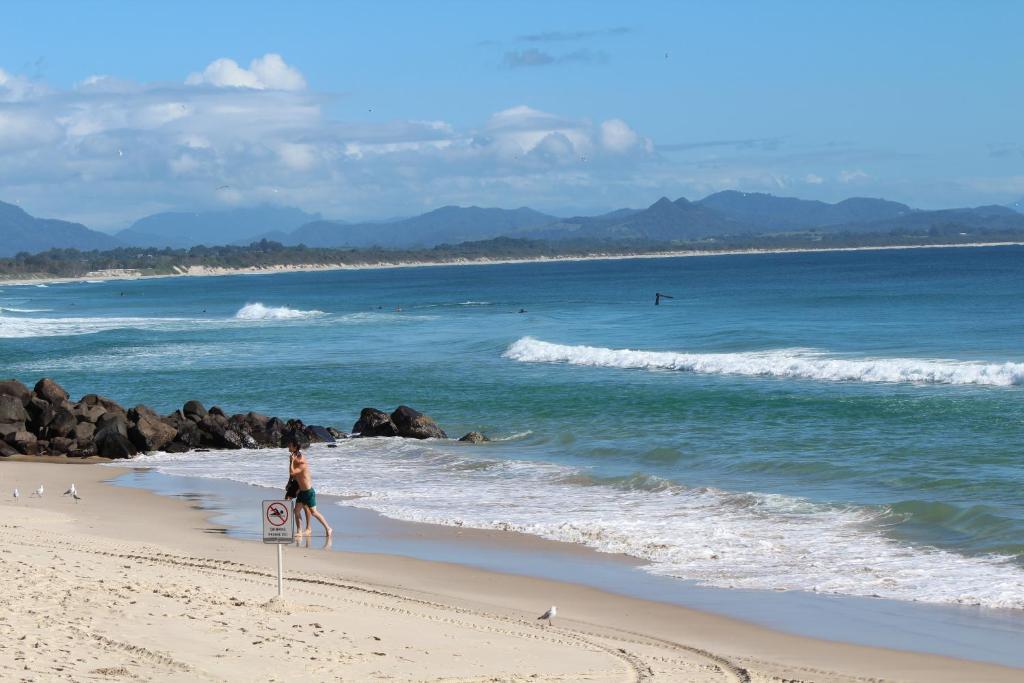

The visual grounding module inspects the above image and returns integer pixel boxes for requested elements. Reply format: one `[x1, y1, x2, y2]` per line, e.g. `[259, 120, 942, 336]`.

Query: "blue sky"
[1, 0, 1022, 229]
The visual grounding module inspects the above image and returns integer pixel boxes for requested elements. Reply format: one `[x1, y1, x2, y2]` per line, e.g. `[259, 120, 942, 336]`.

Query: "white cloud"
[804, 173, 824, 184]
[185, 53, 306, 91]
[0, 57, 660, 227]
[838, 169, 870, 183]
[599, 118, 639, 153]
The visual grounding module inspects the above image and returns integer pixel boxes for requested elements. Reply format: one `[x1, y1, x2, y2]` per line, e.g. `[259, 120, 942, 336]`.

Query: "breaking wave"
[233, 302, 325, 320]
[504, 337, 1024, 387]
[129, 442, 1024, 610]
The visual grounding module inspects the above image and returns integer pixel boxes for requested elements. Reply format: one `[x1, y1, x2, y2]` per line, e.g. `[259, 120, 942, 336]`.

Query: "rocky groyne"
[0, 378, 479, 459]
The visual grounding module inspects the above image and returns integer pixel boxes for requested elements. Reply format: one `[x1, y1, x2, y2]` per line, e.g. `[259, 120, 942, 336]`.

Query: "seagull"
[63, 483, 77, 497]
[72, 491, 82, 503]
[537, 605, 557, 626]
[118, 149, 124, 157]
[32, 484, 44, 498]
[655, 292, 674, 306]
[13, 488, 19, 501]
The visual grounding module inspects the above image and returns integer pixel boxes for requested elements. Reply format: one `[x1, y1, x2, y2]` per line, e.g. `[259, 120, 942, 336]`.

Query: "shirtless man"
[288, 441, 333, 537]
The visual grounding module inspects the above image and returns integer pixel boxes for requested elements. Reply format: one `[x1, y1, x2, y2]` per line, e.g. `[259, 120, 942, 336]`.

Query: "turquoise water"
[3, 246, 1023, 608]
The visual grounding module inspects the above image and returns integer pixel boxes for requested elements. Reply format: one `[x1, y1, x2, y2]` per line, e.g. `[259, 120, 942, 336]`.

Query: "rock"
[326, 427, 344, 439]
[6, 430, 38, 455]
[458, 431, 490, 444]
[259, 417, 286, 447]
[26, 397, 55, 432]
[48, 437, 75, 454]
[96, 411, 129, 437]
[352, 408, 399, 437]
[95, 429, 137, 458]
[128, 413, 177, 452]
[72, 421, 95, 443]
[305, 425, 336, 443]
[79, 393, 124, 413]
[183, 400, 207, 421]
[0, 442, 17, 457]
[44, 408, 78, 439]
[282, 420, 310, 448]
[68, 443, 97, 458]
[0, 379, 31, 406]
[0, 395, 29, 423]
[209, 405, 226, 417]
[36, 439, 50, 455]
[73, 403, 107, 423]
[163, 441, 190, 453]
[390, 406, 447, 440]
[0, 421, 24, 439]
[173, 420, 203, 449]
[127, 404, 161, 423]
[33, 378, 69, 405]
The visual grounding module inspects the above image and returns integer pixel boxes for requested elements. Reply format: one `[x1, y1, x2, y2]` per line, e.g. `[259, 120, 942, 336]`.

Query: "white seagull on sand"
[537, 605, 557, 626]
[63, 484, 77, 497]
[32, 484, 44, 498]
[13, 488, 19, 501]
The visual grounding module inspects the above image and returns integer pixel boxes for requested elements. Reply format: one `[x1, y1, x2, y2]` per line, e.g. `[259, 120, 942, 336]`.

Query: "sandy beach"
[0, 459, 1018, 682]
[1, 240, 1021, 287]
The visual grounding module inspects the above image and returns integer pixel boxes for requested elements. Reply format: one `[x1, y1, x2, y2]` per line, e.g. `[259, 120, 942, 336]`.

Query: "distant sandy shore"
[1, 240, 1021, 287]
[0, 458, 1019, 682]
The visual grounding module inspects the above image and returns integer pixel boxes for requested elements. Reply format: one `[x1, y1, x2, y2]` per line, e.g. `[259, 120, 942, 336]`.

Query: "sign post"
[262, 500, 292, 597]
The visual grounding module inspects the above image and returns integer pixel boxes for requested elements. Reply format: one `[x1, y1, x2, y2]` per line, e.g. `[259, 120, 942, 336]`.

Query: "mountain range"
[3, 193, 1024, 257]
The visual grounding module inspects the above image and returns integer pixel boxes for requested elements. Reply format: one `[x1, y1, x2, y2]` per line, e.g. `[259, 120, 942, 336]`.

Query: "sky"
[1, 0, 1022, 230]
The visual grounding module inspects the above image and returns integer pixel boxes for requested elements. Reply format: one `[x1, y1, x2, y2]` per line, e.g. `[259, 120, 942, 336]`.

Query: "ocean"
[2, 245, 1023, 610]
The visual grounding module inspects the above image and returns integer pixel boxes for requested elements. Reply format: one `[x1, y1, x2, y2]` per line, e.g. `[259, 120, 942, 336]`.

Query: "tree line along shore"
[2, 226, 1024, 280]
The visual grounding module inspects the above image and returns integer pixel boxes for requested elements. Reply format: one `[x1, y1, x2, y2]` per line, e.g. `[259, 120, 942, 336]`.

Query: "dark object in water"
[655, 292, 674, 305]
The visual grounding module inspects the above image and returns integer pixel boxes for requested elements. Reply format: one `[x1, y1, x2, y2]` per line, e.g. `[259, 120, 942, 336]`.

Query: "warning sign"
[262, 500, 292, 543]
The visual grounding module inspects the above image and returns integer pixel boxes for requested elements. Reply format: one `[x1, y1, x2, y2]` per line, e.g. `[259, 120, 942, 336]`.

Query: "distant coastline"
[1, 240, 1022, 287]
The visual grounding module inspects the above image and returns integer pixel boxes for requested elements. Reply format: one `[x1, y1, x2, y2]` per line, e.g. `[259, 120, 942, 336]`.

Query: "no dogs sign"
[262, 500, 292, 543]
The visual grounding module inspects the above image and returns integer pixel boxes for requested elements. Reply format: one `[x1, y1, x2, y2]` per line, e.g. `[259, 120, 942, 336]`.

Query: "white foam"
[128, 442, 1024, 610]
[0, 307, 51, 313]
[0, 313, 201, 338]
[504, 338, 1024, 387]
[233, 302, 325, 320]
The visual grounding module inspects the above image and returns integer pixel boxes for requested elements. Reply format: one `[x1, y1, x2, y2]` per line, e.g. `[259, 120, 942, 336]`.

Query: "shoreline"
[1, 239, 1021, 286]
[2, 458, 1022, 681]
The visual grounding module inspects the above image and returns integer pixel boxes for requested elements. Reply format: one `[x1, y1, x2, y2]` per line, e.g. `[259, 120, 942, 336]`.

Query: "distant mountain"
[289, 206, 558, 247]
[528, 196, 748, 242]
[1009, 198, 1024, 214]
[118, 206, 321, 248]
[697, 191, 912, 230]
[0, 201, 122, 257]
[835, 204, 1024, 234]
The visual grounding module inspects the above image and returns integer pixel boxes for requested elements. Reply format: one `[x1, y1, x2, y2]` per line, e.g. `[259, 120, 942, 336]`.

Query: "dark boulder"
[352, 408, 399, 437]
[305, 425, 336, 443]
[458, 431, 490, 444]
[282, 419, 310, 448]
[0, 395, 29, 424]
[128, 412, 177, 452]
[173, 420, 203, 449]
[72, 421, 95, 443]
[26, 397, 55, 432]
[44, 408, 78, 439]
[183, 400, 207, 421]
[209, 405, 226, 417]
[33, 378, 69, 405]
[0, 379, 31, 406]
[6, 430, 38, 455]
[68, 443, 97, 458]
[79, 393, 125, 413]
[127, 404, 161, 423]
[0, 442, 17, 457]
[48, 436, 75, 454]
[95, 429, 137, 458]
[73, 402, 107, 423]
[390, 406, 447, 440]
[326, 427, 344, 439]
[0, 421, 23, 438]
[163, 441, 190, 453]
[96, 411, 129, 437]
[197, 415, 242, 449]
